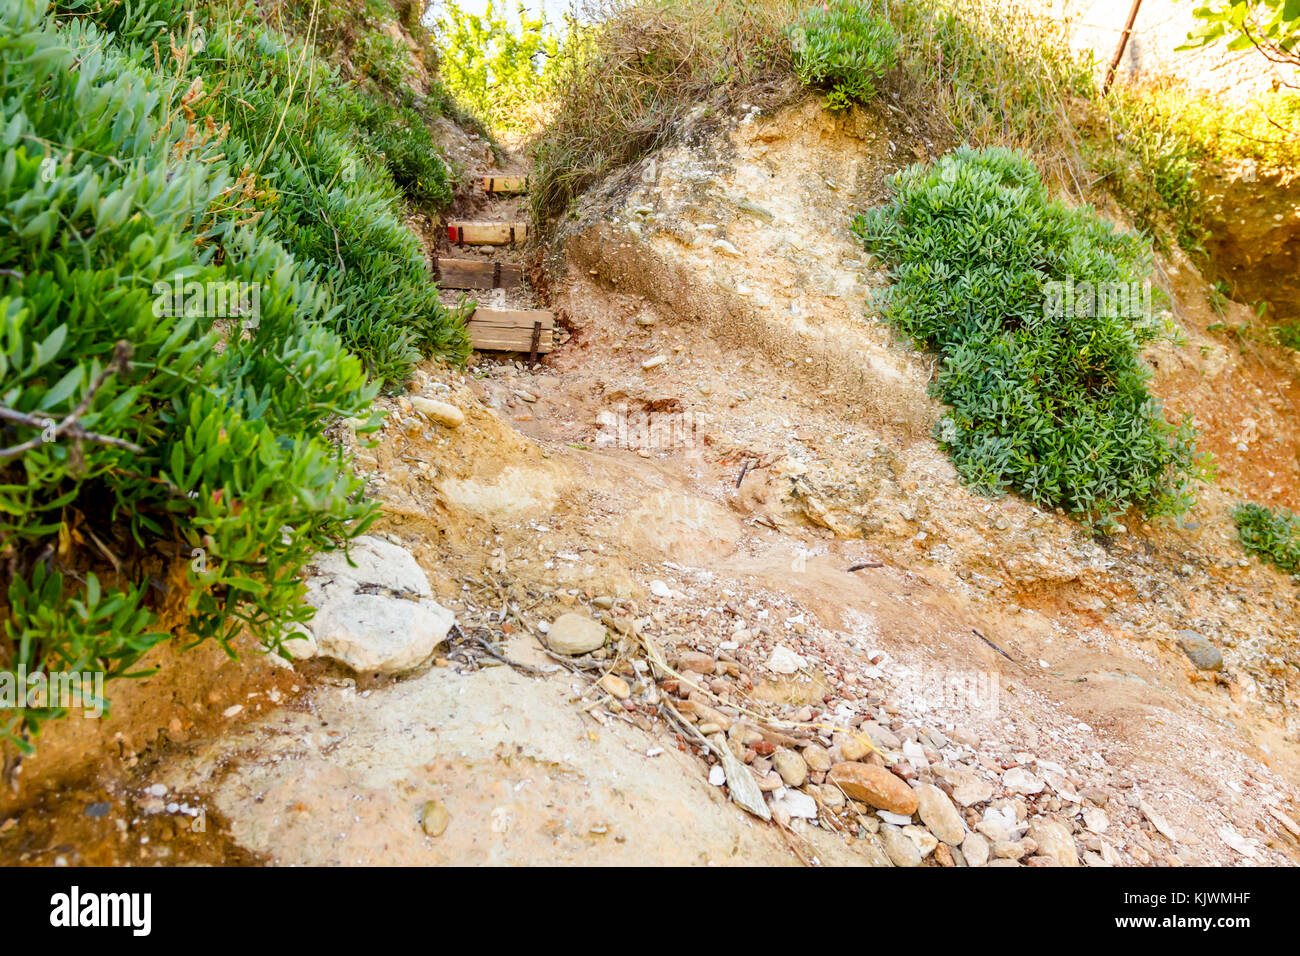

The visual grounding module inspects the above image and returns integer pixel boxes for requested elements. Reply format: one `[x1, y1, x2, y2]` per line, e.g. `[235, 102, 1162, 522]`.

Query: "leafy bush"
[436, 0, 567, 135]
[0, 0, 469, 749]
[1182, 0, 1300, 71]
[1233, 503, 1300, 574]
[854, 146, 1205, 527]
[345, 91, 455, 208]
[789, 0, 898, 110]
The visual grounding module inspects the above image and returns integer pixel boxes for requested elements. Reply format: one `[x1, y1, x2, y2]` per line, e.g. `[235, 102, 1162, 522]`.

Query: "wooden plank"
[446, 221, 527, 245]
[481, 175, 529, 194]
[468, 308, 555, 353]
[434, 258, 523, 291]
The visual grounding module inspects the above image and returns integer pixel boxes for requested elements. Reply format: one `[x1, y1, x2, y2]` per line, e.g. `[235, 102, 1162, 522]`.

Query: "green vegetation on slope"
[788, 0, 897, 111]
[1, 0, 466, 748]
[1234, 503, 1300, 574]
[437, 0, 568, 135]
[854, 147, 1206, 527]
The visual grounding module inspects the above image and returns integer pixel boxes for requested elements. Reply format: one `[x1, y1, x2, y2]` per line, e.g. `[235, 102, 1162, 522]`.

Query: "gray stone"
[546, 613, 608, 655]
[862, 721, 901, 750]
[1176, 629, 1223, 671]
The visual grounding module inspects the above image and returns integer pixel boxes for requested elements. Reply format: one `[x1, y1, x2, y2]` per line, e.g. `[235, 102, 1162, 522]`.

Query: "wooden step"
[447, 221, 527, 246]
[435, 257, 523, 291]
[468, 308, 555, 355]
[481, 175, 529, 195]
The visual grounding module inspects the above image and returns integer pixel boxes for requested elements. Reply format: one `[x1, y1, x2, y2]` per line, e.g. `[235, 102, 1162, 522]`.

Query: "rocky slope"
[4, 93, 1299, 868]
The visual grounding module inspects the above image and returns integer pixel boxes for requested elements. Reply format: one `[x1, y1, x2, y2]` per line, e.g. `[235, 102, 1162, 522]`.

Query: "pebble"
[678, 651, 716, 674]
[950, 772, 994, 807]
[712, 239, 741, 257]
[835, 731, 871, 762]
[1083, 807, 1109, 833]
[1027, 819, 1080, 866]
[772, 749, 808, 787]
[820, 784, 845, 808]
[1176, 629, 1224, 671]
[410, 397, 465, 429]
[962, 832, 990, 867]
[802, 743, 833, 773]
[1002, 766, 1045, 795]
[914, 783, 965, 845]
[545, 613, 607, 655]
[421, 800, 450, 837]
[862, 721, 901, 750]
[766, 645, 806, 674]
[598, 674, 631, 699]
[993, 839, 1027, 860]
[828, 762, 918, 815]
[904, 825, 939, 857]
[709, 765, 727, 786]
[641, 355, 667, 370]
[881, 824, 923, 867]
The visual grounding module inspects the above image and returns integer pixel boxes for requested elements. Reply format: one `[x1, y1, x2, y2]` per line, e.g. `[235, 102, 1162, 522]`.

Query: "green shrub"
[436, 0, 568, 135]
[789, 0, 897, 110]
[854, 146, 1205, 527]
[0, 0, 469, 750]
[345, 90, 455, 208]
[1233, 503, 1300, 574]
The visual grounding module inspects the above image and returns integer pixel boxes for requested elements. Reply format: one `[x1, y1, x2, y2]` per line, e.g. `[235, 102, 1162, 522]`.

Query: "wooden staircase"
[437, 176, 553, 361]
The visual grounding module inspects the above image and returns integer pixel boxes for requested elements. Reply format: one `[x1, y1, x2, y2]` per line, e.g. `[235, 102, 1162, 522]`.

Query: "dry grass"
[529, 0, 1100, 227]
[530, 0, 801, 227]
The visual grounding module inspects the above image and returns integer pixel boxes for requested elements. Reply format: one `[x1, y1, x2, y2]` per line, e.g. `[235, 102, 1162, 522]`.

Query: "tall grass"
[531, 0, 800, 226]
[530, 0, 1296, 264]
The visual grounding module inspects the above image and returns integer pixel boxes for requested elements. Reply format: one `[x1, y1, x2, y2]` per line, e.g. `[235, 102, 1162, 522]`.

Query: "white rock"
[1083, 807, 1109, 833]
[410, 396, 465, 428]
[649, 579, 673, 598]
[770, 788, 818, 820]
[877, 809, 913, 826]
[901, 739, 928, 766]
[712, 239, 741, 257]
[903, 824, 939, 857]
[1139, 800, 1178, 842]
[709, 765, 726, 786]
[299, 536, 454, 674]
[766, 645, 807, 675]
[1002, 766, 1045, 795]
[1217, 825, 1259, 858]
